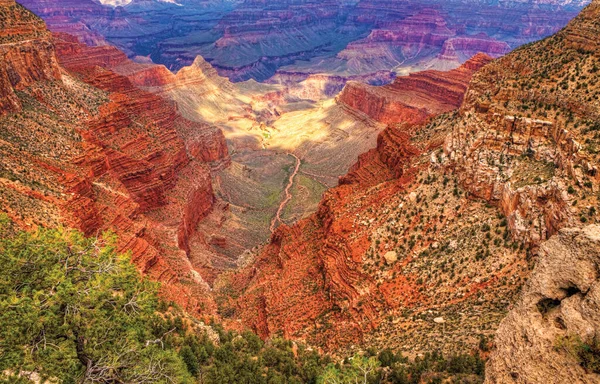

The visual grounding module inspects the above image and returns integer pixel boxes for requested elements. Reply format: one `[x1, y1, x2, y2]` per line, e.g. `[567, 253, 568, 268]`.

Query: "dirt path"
[270, 153, 301, 233]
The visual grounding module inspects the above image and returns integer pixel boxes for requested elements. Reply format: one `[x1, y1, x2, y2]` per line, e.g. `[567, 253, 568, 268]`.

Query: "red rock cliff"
[338, 53, 492, 125]
[0, 5, 230, 316]
[0, 0, 61, 115]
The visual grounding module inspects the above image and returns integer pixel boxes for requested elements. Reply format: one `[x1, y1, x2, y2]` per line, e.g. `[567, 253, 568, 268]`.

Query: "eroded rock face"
[268, 71, 396, 101]
[338, 53, 492, 125]
[16, 0, 110, 46]
[0, 6, 231, 316]
[486, 225, 600, 384]
[444, 0, 600, 245]
[0, 1, 62, 115]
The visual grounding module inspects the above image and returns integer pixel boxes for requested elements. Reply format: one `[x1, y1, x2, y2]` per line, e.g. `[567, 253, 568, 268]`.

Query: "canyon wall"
[0, 1, 61, 115]
[0, 1, 230, 315]
[483, 1, 600, 382]
[338, 53, 492, 125]
[445, 0, 600, 245]
[274, 0, 579, 84]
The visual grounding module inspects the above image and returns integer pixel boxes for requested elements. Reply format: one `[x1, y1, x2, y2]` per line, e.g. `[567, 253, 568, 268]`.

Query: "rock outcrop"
[445, 0, 600, 245]
[486, 225, 600, 384]
[268, 71, 396, 100]
[0, 1, 61, 115]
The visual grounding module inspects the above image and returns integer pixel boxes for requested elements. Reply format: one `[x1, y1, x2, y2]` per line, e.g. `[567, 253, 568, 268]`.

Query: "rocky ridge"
[338, 53, 492, 125]
[446, 0, 600, 245]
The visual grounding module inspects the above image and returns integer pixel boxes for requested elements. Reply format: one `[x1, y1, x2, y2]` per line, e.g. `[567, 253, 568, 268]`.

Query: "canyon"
[216, 0, 600, 365]
[2, 0, 600, 382]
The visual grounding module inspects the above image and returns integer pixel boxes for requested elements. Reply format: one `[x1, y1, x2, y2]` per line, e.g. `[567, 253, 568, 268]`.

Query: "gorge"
[1, 0, 600, 382]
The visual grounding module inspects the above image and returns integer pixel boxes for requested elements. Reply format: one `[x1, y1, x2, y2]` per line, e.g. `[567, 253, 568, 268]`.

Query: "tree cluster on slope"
[0, 215, 486, 383]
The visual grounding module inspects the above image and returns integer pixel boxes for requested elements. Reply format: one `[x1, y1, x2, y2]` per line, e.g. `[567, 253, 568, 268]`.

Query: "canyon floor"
[138, 58, 388, 269]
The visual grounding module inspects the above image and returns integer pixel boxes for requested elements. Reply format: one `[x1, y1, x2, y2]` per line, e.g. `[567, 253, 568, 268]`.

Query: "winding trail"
[270, 153, 301, 233]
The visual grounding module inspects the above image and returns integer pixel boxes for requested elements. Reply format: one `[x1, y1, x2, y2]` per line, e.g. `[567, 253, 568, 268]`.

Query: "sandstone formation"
[338, 53, 492, 125]
[485, 225, 600, 383]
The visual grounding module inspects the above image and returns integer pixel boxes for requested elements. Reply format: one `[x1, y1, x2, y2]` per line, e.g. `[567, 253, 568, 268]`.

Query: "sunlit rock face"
[337, 53, 492, 125]
[18, 0, 588, 82]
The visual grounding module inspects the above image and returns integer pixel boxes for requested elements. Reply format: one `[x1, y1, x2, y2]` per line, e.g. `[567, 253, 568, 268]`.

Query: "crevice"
[561, 285, 582, 299]
[537, 297, 561, 316]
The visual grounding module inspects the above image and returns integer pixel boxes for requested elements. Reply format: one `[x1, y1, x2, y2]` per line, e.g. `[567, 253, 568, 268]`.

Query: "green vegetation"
[555, 334, 600, 374]
[0, 217, 486, 382]
[282, 174, 328, 223]
[320, 350, 485, 384]
[511, 157, 556, 188]
[0, 219, 192, 383]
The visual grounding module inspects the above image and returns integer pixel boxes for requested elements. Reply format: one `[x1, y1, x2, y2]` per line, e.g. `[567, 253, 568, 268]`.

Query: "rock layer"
[338, 53, 492, 125]
[219, 56, 530, 352]
[0, 1, 61, 115]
